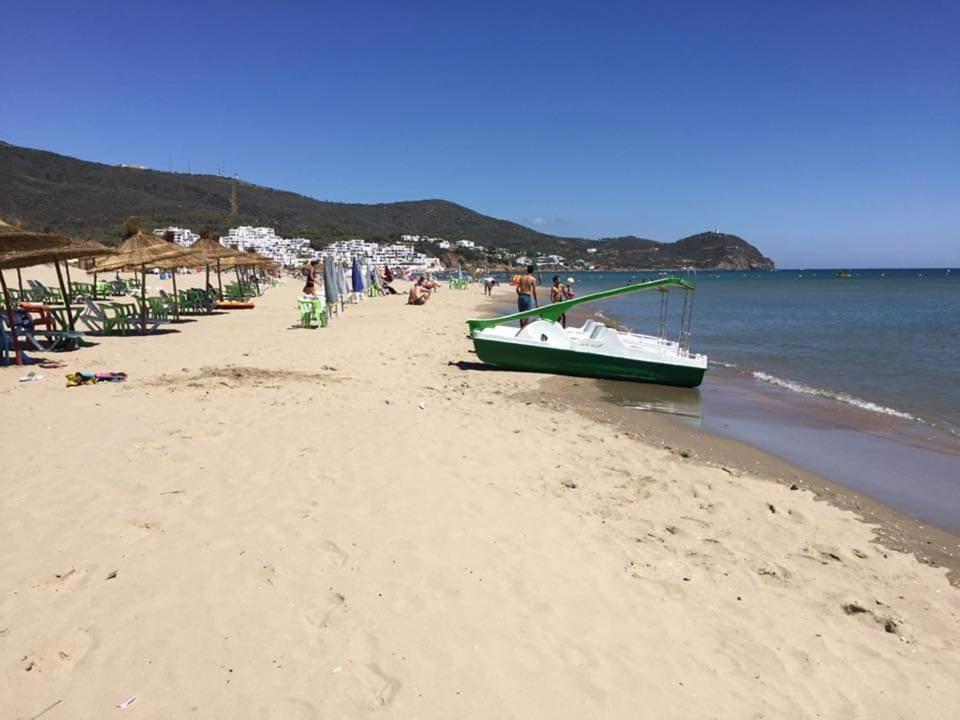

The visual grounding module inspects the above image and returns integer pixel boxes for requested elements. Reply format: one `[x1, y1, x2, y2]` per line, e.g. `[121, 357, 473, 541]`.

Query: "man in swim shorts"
[517, 265, 538, 327]
[408, 279, 428, 305]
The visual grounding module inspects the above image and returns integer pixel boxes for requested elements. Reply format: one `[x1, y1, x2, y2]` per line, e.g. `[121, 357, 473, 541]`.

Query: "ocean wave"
[751, 371, 917, 421]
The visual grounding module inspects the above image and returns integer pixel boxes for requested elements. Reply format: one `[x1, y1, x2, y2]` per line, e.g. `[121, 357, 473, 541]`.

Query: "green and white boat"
[466, 277, 707, 388]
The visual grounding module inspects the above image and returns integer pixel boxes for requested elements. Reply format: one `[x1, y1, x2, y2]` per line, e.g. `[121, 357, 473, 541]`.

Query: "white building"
[535, 254, 565, 266]
[322, 238, 442, 272]
[436, 240, 451, 249]
[455, 240, 475, 249]
[153, 226, 199, 247]
[587, 247, 598, 254]
[220, 226, 313, 266]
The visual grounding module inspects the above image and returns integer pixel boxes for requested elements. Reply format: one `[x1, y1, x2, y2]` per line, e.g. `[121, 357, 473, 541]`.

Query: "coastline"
[488, 291, 960, 584]
[2, 270, 958, 718]
[529, 373, 960, 586]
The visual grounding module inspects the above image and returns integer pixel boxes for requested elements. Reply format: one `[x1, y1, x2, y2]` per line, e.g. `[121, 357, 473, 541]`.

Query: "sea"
[495, 268, 960, 532]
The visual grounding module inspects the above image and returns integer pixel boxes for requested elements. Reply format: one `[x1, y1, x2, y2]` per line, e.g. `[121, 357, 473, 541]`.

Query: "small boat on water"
[835, 271, 853, 278]
[466, 278, 708, 387]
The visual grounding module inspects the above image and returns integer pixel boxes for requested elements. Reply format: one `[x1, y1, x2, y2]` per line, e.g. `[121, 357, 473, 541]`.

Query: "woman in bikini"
[303, 260, 319, 296]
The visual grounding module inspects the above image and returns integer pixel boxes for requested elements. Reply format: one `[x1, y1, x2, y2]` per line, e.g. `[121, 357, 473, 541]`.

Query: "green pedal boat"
[466, 277, 708, 388]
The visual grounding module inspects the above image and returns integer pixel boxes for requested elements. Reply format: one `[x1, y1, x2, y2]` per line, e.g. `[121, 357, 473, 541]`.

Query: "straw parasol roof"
[151, 236, 243, 270]
[0, 239, 116, 270]
[190, 235, 240, 261]
[0, 219, 75, 257]
[94, 228, 192, 272]
[219, 250, 276, 270]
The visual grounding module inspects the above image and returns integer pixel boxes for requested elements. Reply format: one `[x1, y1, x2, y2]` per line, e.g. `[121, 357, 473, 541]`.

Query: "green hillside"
[0, 141, 774, 269]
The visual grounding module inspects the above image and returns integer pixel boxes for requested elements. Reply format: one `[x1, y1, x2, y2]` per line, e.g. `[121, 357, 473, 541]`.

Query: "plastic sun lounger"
[80, 300, 161, 335]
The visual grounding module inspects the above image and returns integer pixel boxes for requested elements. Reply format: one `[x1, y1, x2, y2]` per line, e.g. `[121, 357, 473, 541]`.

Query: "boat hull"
[472, 337, 706, 388]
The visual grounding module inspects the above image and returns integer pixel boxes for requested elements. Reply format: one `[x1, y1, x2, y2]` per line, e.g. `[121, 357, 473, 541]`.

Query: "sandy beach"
[2, 266, 959, 719]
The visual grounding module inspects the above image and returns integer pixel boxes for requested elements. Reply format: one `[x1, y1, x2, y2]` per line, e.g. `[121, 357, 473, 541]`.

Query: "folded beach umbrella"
[336, 261, 346, 300]
[351, 256, 365, 293]
[322, 256, 339, 306]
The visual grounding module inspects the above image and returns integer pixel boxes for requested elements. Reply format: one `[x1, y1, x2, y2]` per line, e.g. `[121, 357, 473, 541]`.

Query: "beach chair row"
[224, 283, 261, 301]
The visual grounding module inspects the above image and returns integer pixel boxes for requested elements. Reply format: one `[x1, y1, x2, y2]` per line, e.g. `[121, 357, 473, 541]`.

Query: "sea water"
[560, 269, 960, 435]
[510, 268, 960, 531]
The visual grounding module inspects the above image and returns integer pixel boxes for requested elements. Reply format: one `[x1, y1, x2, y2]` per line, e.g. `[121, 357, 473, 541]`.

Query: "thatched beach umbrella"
[188, 232, 239, 301]
[219, 250, 274, 299]
[0, 220, 68, 365]
[94, 219, 192, 333]
[0, 221, 73, 365]
[1, 240, 117, 331]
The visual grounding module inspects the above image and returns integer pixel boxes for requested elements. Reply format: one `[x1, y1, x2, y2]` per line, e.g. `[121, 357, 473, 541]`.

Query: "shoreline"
[487, 291, 960, 584]
[527, 373, 960, 586]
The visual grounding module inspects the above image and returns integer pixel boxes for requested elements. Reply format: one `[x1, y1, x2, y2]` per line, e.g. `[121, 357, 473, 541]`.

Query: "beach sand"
[2, 266, 959, 719]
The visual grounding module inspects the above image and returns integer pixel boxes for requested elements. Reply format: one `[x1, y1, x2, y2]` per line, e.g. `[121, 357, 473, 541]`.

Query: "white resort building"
[220, 226, 313, 267]
[153, 227, 199, 247]
[322, 239, 442, 272]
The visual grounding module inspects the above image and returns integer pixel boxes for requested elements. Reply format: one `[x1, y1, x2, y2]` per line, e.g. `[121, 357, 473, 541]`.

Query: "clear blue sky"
[3, 0, 958, 267]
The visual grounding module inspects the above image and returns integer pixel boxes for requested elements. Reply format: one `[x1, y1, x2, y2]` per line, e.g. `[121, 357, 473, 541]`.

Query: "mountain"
[0, 141, 774, 270]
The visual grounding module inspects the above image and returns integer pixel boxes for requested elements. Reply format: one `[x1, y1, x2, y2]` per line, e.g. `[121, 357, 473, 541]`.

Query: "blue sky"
[2, 0, 957, 267]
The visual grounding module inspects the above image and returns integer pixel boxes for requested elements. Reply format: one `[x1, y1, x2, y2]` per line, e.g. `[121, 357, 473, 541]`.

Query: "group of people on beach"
[515, 265, 575, 327]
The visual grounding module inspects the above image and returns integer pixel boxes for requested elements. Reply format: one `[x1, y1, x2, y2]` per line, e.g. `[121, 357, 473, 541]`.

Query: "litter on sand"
[19, 372, 43, 383]
[65, 372, 128, 387]
[117, 696, 136, 709]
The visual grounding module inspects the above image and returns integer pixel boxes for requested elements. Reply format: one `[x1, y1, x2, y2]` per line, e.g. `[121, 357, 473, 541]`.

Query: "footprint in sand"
[304, 591, 348, 631]
[756, 563, 793, 585]
[330, 662, 401, 713]
[842, 602, 903, 636]
[323, 540, 350, 566]
[37, 568, 89, 593]
[54, 626, 99, 669]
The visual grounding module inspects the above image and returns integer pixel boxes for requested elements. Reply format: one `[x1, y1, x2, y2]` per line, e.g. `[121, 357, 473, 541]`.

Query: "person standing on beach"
[550, 275, 568, 328]
[517, 265, 538, 327]
[303, 259, 319, 296]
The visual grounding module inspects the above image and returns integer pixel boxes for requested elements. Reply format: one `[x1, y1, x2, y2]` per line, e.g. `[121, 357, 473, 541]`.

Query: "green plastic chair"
[297, 298, 315, 328]
[312, 298, 327, 328]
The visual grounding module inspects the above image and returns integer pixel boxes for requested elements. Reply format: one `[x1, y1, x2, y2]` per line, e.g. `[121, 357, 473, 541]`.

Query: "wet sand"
[485, 292, 960, 584]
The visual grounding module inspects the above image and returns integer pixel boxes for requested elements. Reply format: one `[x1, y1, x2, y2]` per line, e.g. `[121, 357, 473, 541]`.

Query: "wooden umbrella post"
[171, 267, 180, 322]
[16, 268, 23, 294]
[217, 259, 223, 301]
[92, 271, 98, 300]
[234, 265, 243, 301]
[63, 261, 73, 304]
[54, 260, 75, 331]
[1, 269, 23, 366]
[141, 265, 147, 334]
